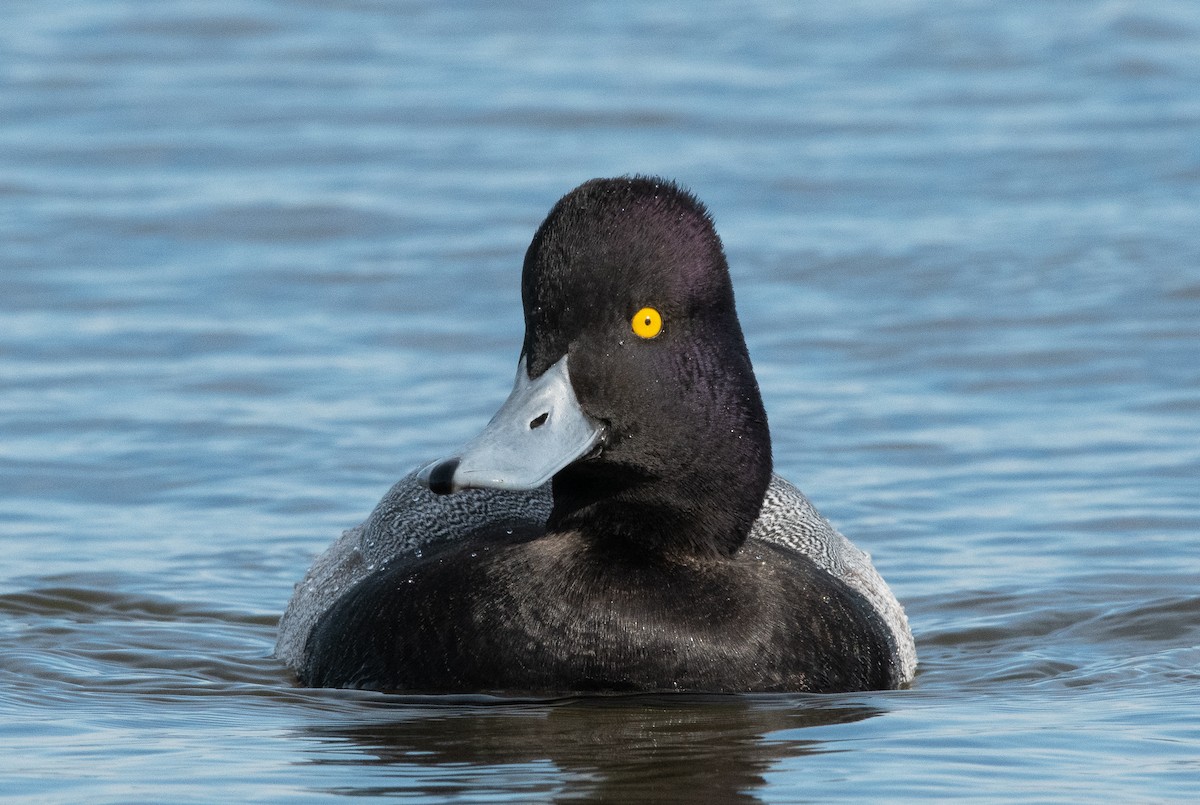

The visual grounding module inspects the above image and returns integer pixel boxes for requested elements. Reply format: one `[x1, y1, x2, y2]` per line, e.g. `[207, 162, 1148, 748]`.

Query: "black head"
[522, 177, 772, 559]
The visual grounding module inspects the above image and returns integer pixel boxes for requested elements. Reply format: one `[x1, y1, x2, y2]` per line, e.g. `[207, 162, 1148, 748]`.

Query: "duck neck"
[548, 394, 772, 562]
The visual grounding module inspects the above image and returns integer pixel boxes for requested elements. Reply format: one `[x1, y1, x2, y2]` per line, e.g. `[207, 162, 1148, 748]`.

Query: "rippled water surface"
[3, 1, 1199, 801]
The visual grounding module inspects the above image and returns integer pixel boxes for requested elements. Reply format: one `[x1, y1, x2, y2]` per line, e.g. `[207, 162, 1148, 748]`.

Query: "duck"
[276, 176, 916, 694]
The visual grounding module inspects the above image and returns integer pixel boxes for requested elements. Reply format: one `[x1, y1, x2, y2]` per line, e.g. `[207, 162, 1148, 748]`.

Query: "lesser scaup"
[277, 177, 916, 693]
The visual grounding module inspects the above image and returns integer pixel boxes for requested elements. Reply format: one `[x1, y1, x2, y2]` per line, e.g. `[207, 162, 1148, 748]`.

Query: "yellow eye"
[631, 306, 663, 339]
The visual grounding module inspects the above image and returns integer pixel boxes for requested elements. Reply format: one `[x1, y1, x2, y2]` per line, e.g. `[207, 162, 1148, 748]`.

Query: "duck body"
[277, 177, 916, 694]
[300, 502, 893, 693]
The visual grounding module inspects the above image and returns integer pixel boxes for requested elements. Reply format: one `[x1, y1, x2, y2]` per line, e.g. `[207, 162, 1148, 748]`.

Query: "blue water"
[3, 1, 1199, 801]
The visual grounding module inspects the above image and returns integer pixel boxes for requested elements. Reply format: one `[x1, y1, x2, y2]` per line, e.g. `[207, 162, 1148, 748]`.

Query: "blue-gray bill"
[418, 355, 605, 495]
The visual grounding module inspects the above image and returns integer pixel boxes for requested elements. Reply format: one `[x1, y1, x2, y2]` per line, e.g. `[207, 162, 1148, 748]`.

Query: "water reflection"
[298, 695, 881, 802]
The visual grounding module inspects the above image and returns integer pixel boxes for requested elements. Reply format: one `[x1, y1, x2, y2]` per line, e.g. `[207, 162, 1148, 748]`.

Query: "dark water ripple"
[3, 0, 1200, 801]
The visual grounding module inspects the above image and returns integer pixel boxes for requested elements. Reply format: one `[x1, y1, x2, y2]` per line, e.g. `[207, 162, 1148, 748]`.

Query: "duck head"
[420, 177, 771, 559]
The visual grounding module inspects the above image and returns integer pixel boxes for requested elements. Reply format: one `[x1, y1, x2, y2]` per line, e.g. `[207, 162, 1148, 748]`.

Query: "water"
[2, 0, 1198, 800]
